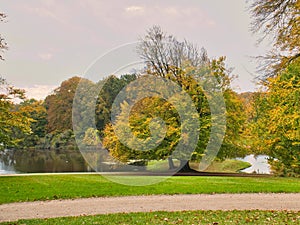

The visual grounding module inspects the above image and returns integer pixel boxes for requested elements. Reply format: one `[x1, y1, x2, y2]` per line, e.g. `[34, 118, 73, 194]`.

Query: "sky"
[1, 0, 270, 100]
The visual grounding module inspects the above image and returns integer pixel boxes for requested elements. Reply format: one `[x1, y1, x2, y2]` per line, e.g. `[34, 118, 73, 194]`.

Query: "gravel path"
[1, 193, 299, 222]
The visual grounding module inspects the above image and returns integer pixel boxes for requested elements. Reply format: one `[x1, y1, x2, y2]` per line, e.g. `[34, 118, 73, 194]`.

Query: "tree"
[13, 99, 47, 148]
[0, 13, 32, 149]
[95, 74, 137, 132]
[103, 26, 245, 172]
[103, 95, 181, 164]
[138, 26, 209, 81]
[0, 13, 8, 61]
[0, 78, 32, 149]
[249, 0, 300, 76]
[45, 76, 90, 133]
[136, 26, 212, 171]
[248, 0, 300, 177]
[209, 58, 247, 159]
[248, 59, 300, 176]
[83, 128, 101, 146]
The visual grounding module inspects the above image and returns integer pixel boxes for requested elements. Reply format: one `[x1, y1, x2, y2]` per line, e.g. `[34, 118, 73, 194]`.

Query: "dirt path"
[1, 193, 299, 222]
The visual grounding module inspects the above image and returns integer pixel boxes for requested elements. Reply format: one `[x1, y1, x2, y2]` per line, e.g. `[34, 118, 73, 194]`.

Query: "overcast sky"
[1, 0, 270, 99]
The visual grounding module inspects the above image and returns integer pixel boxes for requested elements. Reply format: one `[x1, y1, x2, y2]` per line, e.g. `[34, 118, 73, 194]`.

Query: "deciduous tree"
[248, 59, 300, 176]
[249, 0, 300, 76]
[0, 78, 32, 149]
[103, 26, 246, 171]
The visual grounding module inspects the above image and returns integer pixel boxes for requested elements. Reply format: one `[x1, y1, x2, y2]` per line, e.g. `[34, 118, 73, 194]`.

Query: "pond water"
[0, 149, 92, 174]
[0, 150, 271, 175]
[237, 154, 271, 174]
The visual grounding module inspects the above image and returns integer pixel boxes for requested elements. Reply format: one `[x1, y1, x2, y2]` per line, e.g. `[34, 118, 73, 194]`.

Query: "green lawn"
[147, 159, 251, 173]
[201, 159, 251, 173]
[1, 210, 299, 225]
[0, 174, 299, 204]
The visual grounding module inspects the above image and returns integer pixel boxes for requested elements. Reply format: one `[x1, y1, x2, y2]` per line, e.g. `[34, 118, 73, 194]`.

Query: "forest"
[0, 1, 299, 177]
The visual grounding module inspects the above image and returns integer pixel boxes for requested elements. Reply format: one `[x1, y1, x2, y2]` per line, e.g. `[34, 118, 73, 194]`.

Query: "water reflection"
[0, 149, 92, 174]
[237, 154, 271, 174]
[0, 149, 145, 174]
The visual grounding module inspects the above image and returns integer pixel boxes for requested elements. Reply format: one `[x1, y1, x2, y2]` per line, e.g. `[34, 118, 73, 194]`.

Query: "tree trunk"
[168, 157, 175, 170]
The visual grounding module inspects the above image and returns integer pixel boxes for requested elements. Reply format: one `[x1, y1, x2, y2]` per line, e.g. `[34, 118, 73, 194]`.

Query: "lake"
[0, 149, 271, 174]
[0, 149, 92, 174]
[237, 154, 271, 174]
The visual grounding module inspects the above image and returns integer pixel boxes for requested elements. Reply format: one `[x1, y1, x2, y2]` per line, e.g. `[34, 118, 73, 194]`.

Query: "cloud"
[125, 6, 145, 14]
[23, 85, 57, 100]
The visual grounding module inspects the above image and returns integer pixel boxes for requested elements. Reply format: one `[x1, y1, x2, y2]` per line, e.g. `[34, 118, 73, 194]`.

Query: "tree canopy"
[0, 78, 32, 149]
[249, 0, 300, 76]
[45, 76, 83, 133]
[102, 26, 246, 171]
[247, 0, 300, 176]
[247, 59, 300, 176]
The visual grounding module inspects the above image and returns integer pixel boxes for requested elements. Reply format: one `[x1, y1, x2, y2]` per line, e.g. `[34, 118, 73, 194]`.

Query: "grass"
[1, 210, 299, 224]
[147, 159, 180, 171]
[202, 159, 252, 173]
[0, 174, 299, 204]
[147, 159, 251, 173]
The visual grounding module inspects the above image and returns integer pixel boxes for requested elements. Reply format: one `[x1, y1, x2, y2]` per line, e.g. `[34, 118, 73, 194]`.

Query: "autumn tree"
[217, 59, 248, 158]
[248, 59, 300, 176]
[248, 0, 300, 176]
[13, 99, 47, 148]
[0, 78, 32, 149]
[249, 0, 300, 76]
[43, 76, 98, 149]
[45, 76, 87, 133]
[103, 93, 182, 165]
[103, 26, 246, 171]
[137, 26, 212, 171]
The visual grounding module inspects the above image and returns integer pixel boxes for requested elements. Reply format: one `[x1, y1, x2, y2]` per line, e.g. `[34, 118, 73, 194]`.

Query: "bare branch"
[0, 13, 8, 61]
[137, 26, 209, 81]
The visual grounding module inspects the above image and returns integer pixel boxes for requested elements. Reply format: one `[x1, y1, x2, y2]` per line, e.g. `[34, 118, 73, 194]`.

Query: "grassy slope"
[0, 175, 299, 204]
[1, 210, 299, 225]
[203, 159, 252, 173]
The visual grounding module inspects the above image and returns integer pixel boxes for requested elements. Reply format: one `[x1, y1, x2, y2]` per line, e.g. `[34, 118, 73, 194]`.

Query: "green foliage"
[38, 129, 77, 150]
[0, 77, 32, 149]
[219, 90, 248, 158]
[102, 27, 247, 168]
[12, 99, 47, 148]
[83, 128, 100, 146]
[209, 57, 248, 159]
[95, 74, 137, 132]
[103, 96, 181, 162]
[248, 60, 300, 176]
